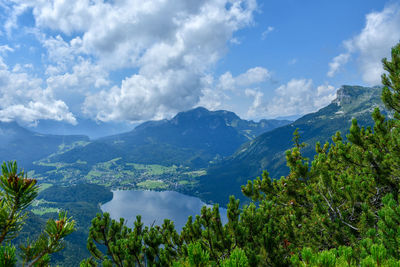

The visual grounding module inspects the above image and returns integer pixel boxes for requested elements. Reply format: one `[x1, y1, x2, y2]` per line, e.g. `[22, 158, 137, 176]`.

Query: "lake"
[101, 190, 228, 230]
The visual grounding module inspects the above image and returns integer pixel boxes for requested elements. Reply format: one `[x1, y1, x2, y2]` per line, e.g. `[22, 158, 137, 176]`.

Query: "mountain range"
[0, 121, 89, 169]
[47, 107, 291, 168]
[0, 85, 385, 207]
[25, 118, 136, 139]
[196, 85, 385, 205]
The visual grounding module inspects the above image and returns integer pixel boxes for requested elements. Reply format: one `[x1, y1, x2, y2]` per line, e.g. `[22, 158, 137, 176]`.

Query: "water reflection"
[101, 190, 227, 231]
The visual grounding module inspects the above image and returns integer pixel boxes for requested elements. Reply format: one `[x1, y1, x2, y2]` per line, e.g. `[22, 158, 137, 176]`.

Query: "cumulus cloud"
[314, 84, 337, 108]
[84, 70, 205, 121]
[41, 35, 81, 74]
[46, 59, 110, 114]
[198, 85, 230, 111]
[327, 53, 350, 77]
[197, 74, 225, 111]
[217, 67, 270, 91]
[267, 80, 336, 117]
[327, 4, 400, 85]
[0, 57, 76, 124]
[76, 0, 257, 121]
[3, 2, 28, 35]
[245, 88, 264, 117]
[23, 0, 256, 70]
[246, 79, 336, 118]
[3, 0, 258, 122]
[196, 66, 270, 111]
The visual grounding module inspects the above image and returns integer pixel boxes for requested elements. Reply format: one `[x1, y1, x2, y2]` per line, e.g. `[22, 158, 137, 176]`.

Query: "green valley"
[15, 108, 291, 193]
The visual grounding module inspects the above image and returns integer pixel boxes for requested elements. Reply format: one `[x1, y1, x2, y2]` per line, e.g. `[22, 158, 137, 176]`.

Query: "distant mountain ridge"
[49, 107, 291, 168]
[103, 107, 291, 155]
[0, 121, 89, 168]
[25, 118, 135, 139]
[196, 85, 385, 205]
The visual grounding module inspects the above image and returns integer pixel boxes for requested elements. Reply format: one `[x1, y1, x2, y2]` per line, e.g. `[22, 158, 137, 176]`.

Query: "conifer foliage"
[81, 43, 400, 266]
[0, 161, 75, 266]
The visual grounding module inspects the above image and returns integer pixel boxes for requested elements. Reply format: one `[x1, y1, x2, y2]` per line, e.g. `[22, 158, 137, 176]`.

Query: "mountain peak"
[170, 107, 212, 126]
[332, 85, 381, 107]
[174, 106, 210, 118]
[172, 107, 244, 124]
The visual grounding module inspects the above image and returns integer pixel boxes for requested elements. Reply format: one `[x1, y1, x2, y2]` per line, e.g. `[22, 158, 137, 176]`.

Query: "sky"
[0, 0, 399, 128]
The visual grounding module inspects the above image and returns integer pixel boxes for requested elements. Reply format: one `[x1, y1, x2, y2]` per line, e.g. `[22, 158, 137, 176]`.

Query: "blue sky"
[0, 0, 399, 128]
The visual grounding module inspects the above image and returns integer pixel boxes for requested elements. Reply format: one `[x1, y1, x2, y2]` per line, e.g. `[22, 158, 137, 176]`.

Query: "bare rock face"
[332, 85, 382, 107]
[332, 86, 352, 106]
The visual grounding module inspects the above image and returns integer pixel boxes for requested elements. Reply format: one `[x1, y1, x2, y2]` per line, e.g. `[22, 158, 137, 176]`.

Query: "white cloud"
[12, 63, 33, 72]
[20, 0, 256, 70]
[0, 57, 76, 124]
[268, 80, 336, 117]
[245, 88, 264, 117]
[217, 72, 236, 91]
[315, 84, 337, 108]
[42, 35, 80, 74]
[0, 45, 14, 54]
[196, 66, 270, 113]
[46, 59, 110, 114]
[4, 0, 258, 122]
[269, 79, 314, 117]
[327, 53, 350, 77]
[198, 88, 230, 111]
[218, 67, 270, 90]
[327, 4, 400, 85]
[261, 26, 274, 40]
[84, 70, 205, 121]
[230, 37, 241, 44]
[246, 79, 336, 118]
[4, 2, 28, 36]
[27, 0, 94, 34]
[46, 59, 110, 92]
[197, 74, 226, 111]
[77, 0, 257, 121]
[236, 67, 271, 87]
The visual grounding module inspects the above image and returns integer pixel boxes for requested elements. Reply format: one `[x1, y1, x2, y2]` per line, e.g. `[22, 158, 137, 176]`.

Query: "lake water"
[101, 190, 228, 230]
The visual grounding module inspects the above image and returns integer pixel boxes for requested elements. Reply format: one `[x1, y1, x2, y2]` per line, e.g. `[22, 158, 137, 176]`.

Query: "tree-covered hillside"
[48, 107, 290, 169]
[197, 85, 385, 205]
[0, 121, 89, 169]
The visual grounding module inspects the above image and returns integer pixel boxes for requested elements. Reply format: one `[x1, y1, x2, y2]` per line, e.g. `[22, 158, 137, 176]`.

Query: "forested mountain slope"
[50, 107, 290, 168]
[197, 85, 384, 205]
[0, 121, 89, 168]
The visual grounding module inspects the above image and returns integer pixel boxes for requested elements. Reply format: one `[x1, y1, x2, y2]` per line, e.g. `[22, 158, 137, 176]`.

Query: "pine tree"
[289, 42, 400, 266]
[0, 161, 75, 266]
[82, 213, 182, 266]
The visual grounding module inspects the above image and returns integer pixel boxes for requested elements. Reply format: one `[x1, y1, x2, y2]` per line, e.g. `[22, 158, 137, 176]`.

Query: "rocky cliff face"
[332, 86, 352, 106]
[332, 85, 382, 107]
